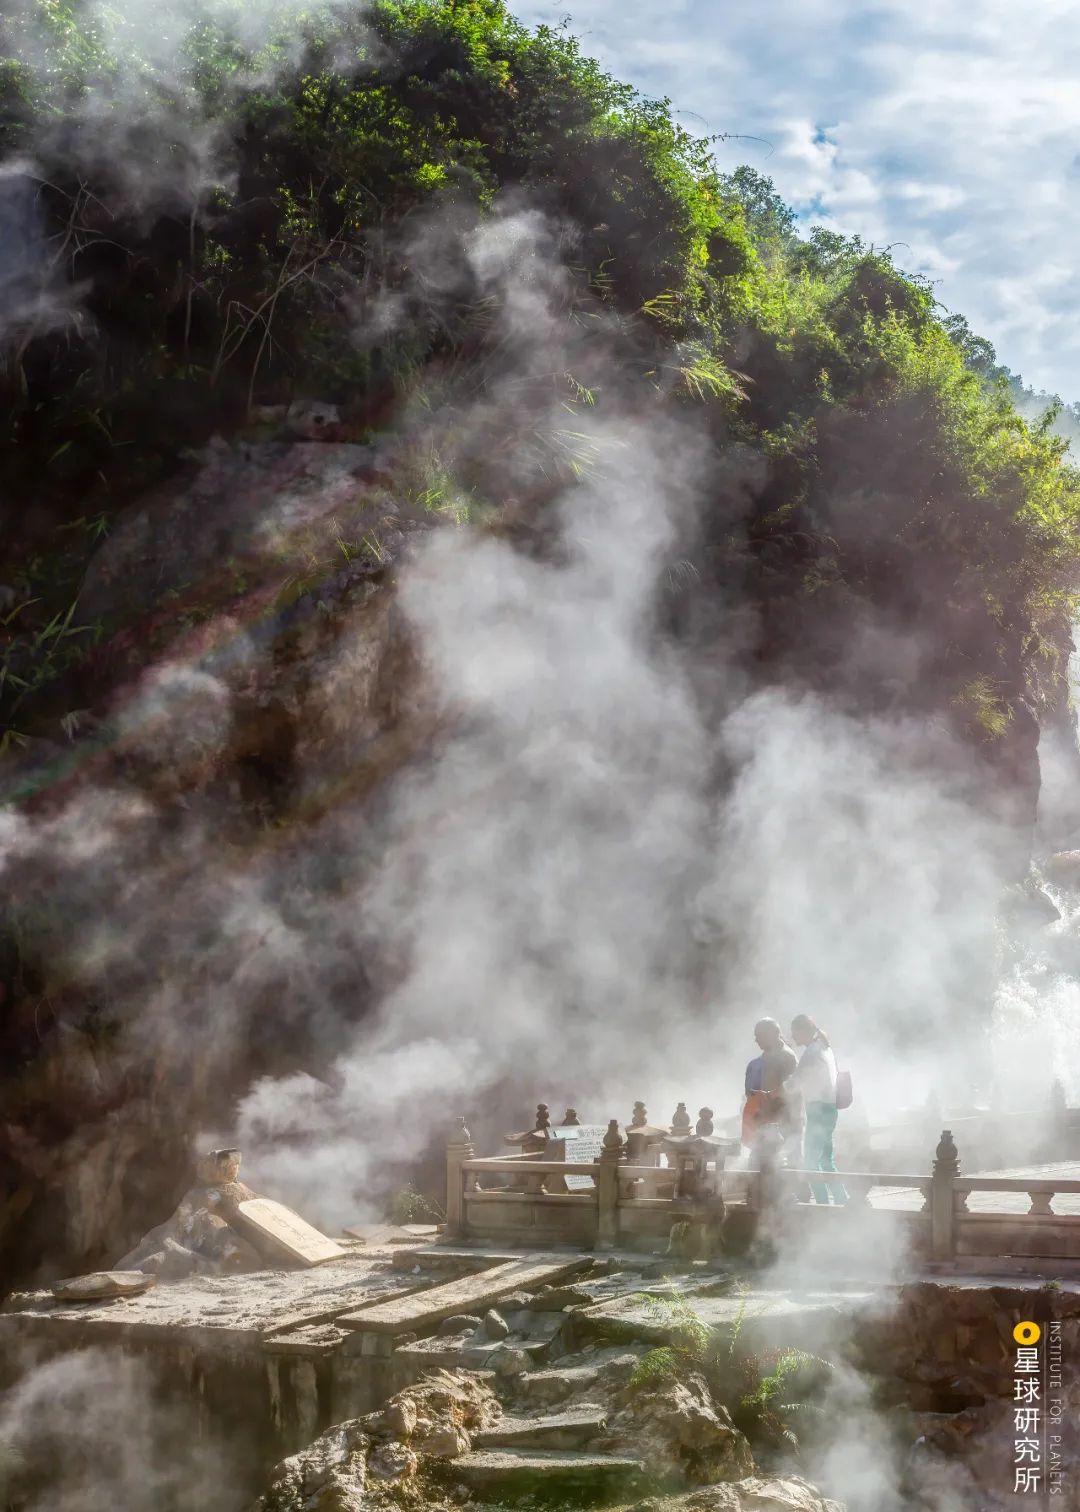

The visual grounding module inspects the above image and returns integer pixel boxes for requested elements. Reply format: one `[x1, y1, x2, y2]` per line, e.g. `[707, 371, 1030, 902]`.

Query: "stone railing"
[446, 1116, 1080, 1265]
[446, 1108, 734, 1251]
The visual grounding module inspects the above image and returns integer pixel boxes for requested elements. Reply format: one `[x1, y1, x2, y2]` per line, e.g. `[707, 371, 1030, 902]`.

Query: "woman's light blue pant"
[804, 1101, 848, 1204]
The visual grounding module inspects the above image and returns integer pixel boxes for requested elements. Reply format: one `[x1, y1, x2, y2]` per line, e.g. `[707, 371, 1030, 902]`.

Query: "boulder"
[250, 400, 343, 440]
[388, 1370, 500, 1437]
[114, 1154, 265, 1278]
[1044, 850, 1080, 887]
[417, 1425, 471, 1458]
[498, 1291, 535, 1310]
[679, 1477, 843, 1510]
[608, 1372, 754, 1485]
[366, 1442, 417, 1482]
[484, 1308, 511, 1340]
[147, 1238, 211, 1279]
[251, 1370, 500, 1510]
[255, 1421, 369, 1512]
[440, 1314, 483, 1336]
[380, 1399, 417, 1439]
[77, 438, 391, 625]
[494, 1349, 532, 1378]
[1001, 877, 1061, 928]
[51, 1271, 154, 1301]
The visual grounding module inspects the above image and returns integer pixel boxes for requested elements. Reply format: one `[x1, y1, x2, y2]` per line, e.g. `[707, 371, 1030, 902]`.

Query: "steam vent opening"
[3, 2, 1080, 1509]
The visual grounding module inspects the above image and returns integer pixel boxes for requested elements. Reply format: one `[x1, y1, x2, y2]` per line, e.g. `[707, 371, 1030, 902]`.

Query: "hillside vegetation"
[1, 0, 1078, 746]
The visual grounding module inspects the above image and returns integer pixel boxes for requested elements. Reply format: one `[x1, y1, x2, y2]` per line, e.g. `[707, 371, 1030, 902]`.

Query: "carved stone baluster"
[930, 1129, 960, 1260]
[1028, 1189, 1054, 1216]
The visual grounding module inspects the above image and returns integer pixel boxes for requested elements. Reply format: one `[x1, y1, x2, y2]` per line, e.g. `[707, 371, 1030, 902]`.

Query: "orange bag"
[741, 1092, 765, 1148]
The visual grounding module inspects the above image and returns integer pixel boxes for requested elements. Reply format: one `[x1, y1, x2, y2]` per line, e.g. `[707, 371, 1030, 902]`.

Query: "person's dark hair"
[792, 1013, 829, 1049]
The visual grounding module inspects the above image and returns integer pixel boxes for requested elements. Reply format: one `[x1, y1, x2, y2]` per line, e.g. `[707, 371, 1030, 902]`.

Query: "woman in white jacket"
[788, 1014, 848, 1204]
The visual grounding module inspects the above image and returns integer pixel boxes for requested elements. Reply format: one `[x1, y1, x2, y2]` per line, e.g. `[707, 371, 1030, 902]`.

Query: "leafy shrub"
[629, 1288, 835, 1456]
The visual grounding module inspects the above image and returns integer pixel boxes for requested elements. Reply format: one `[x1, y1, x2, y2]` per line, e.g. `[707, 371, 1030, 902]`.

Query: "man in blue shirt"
[742, 1018, 800, 1163]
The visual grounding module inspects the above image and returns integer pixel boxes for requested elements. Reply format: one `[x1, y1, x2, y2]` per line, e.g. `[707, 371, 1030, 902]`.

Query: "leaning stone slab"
[51, 1271, 155, 1301]
[232, 1198, 345, 1268]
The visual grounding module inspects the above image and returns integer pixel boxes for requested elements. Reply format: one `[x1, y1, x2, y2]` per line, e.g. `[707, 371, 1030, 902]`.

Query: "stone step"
[454, 1448, 646, 1503]
[512, 1349, 642, 1406]
[512, 1362, 601, 1406]
[473, 1407, 608, 1450]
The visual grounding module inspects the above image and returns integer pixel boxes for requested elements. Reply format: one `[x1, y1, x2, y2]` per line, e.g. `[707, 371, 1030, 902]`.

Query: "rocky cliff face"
[0, 432, 442, 1293]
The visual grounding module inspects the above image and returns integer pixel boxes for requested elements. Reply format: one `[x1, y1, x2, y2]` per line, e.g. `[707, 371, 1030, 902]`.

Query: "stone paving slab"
[338, 1257, 590, 1335]
[1, 1248, 412, 1344]
[565, 1285, 879, 1357]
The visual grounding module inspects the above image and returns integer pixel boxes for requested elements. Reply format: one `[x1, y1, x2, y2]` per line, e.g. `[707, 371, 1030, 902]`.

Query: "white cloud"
[516, 0, 1080, 394]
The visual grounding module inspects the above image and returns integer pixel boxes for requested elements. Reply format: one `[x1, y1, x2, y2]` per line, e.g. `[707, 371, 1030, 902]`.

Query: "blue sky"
[514, 0, 1080, 400]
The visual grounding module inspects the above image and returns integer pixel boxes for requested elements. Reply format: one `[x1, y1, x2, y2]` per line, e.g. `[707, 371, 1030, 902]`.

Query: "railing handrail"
[750, 1169, 930, 1186]
[463, 1156, 937, 1185]
[958, 1176, 1080, 1194]
[463, 1157, 602, 1175]
[464, 1160, 692, 1178]
[463, 1160, 1080, 1196]
[466, 1152, 551, 1165]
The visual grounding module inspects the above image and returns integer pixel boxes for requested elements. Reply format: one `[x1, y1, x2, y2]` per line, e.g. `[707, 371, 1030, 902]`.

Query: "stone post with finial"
[596, 1118, 625, 1249]
[523, 1103, 551, 1154]
[521, 1103, 552, 1194]
[930, 1128, 959, 1261]
[446, 1116, 474, 1239]
[561, 1107, 581, 1127]
[671, 1102, 692, 1137]
[625, 1101, 648, 1172]
[696, 1108, 714, 1137]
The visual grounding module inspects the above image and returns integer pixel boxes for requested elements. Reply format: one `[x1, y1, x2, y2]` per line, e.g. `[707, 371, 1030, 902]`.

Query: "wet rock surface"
[77, 437, 397, 626]
[257, 1418, 371, 1512]
[606, 1373, 755, 1485]
[0, 433, 441, 1294]
[253, 1369, 500, 1511]
[661, 1479, 844, 1510]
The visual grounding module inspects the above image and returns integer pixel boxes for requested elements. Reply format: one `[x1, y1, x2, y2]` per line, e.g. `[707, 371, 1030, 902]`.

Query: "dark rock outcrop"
[0, 437, 441, 1295]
